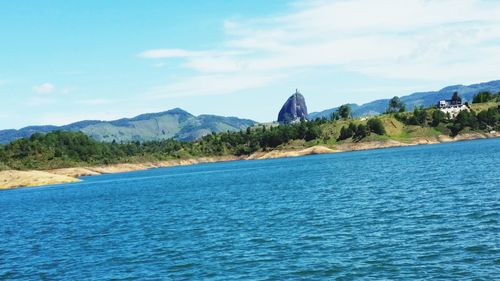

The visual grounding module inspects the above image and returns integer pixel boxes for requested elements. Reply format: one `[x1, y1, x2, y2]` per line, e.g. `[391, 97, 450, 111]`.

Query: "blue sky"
[1, 0, 500, 129]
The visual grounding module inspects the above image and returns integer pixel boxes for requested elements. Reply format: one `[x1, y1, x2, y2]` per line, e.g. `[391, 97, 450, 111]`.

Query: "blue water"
[1, 139, 499, 280]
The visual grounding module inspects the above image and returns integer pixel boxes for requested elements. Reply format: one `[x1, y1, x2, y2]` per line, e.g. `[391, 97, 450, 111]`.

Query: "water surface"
[1, 139, 499, 280]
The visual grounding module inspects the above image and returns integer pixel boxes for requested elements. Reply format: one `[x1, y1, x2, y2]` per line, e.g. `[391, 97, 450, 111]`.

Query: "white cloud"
[33, 82, 55, 94]
[140, 0, 500, 97]
[150, 72, 285, 98]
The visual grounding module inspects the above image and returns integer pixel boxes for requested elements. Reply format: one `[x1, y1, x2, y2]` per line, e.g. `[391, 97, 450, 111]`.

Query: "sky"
[1, 0, 500, 129]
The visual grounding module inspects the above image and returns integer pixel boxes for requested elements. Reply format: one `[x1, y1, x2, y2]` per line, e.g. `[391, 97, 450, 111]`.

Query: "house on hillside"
[437, 92, 470, 118]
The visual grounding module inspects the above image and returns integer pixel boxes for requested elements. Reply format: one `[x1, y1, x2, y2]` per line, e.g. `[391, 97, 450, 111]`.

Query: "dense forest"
[0, 121, 324, 170]
[0, 92, 498, 171]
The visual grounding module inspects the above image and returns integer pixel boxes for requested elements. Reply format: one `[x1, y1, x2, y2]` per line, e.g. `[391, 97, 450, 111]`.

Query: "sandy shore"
[0, 170, 81, 189]
[0, 156, 242, 190]
[1, 132, 498, 190]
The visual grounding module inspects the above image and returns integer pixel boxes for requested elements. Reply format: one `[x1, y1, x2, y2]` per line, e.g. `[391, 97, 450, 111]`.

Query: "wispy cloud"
[140, 0, 500, 97]
[32, 82, 55, 94]
[150, 72, 285, 98]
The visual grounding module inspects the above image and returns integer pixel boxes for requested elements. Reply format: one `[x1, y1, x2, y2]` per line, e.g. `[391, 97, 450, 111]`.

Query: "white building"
[437, 92, 470, 118]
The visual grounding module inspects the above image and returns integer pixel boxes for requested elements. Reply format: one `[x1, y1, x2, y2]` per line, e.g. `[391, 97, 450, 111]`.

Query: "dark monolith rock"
[277, 89, 309, 124]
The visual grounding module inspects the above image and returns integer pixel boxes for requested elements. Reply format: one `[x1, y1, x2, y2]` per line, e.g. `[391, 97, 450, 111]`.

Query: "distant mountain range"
[0, 108, 256, 144]
[2, 80, 499, 145]
[309, 80, 500, 120]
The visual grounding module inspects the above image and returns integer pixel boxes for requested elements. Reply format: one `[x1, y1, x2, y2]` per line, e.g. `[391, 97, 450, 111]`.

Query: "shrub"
[367, 118, 386, 135]
[431, 110, 447, 127]
[354, 124, 370, 140]
[338, 125, 354, 141]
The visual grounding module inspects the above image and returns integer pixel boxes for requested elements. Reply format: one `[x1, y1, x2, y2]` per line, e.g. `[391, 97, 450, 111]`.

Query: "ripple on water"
[0, 138, 499, 280]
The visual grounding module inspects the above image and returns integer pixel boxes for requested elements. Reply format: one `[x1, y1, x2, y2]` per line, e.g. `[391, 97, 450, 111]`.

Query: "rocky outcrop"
[278, 89, 309, 124]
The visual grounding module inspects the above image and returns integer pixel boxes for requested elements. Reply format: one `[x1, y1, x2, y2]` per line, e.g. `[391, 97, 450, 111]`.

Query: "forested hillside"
[1, 96, 498, 171]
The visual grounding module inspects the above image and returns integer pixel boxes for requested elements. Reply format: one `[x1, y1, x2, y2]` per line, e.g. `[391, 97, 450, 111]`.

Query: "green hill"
[310, 80, 500, 119]
[0, 108, 256, 144]
[1, 102, 498, 171]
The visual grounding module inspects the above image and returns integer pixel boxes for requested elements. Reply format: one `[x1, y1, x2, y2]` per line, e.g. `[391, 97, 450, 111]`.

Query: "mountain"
[309, 80, 500, 119]
[278, 89, 309, 124]
[0, 108, 256, 144]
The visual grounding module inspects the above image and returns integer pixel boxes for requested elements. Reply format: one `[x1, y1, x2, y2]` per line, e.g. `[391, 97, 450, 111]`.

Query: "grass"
[313, 107, 484, 146]
[470, 101, 499, 112]
[273, 101, 498, 151]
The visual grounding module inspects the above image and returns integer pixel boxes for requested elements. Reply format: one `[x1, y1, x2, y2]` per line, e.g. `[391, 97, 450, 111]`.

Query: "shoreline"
[1, 132, 498, 190]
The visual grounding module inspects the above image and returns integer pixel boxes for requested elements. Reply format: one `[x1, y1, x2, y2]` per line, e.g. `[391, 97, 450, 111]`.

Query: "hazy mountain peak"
[0, 108, 255, 144]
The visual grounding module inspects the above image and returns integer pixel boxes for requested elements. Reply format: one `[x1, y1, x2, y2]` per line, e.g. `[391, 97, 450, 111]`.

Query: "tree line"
[0, 120, 325, 170]
[1, 91, 498, 170]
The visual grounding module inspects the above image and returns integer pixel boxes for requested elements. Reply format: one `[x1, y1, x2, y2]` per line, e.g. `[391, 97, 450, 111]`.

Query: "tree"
[338, 125, 354, 141]
[477, 107, 498, 129]
[431, 110, 446, 127]
[410, 107, 428, 126]
[337, 104, 352, 119]
[354, 124, 370, 140]
[348, 123, 357, 133]
[330, 112, 339, 121]
[367, 118, 386, 135]
[304, 122, 322, 141]
[386, 96, 406, 113]
[472, 92, 494, 103]
[451, 92, 461, 103]
[0, 145, 6, 163]
[449, 110, 479, 135]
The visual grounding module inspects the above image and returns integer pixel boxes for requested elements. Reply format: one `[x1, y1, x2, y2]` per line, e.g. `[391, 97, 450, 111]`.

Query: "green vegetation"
[0, 108, 256, 144]
[367, 118, 386, 135]
[386, 96, 406, 113]
[0, 121, 322, 170]
[0, 131, 184, 170]
[393, 103, 500, 136]
[337, 104, 352, 120]
[1, 101, 498, 171]
[338, 123, 356, 141]
[337, 118, 385, 141]
[472, 91, 499, 103]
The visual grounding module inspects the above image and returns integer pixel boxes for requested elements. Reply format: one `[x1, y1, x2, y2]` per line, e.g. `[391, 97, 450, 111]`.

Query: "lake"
[1, 139, 499, 280]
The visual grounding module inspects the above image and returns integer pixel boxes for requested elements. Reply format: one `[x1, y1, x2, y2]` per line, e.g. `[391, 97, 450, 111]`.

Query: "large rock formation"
[278, 89, 309, 124]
